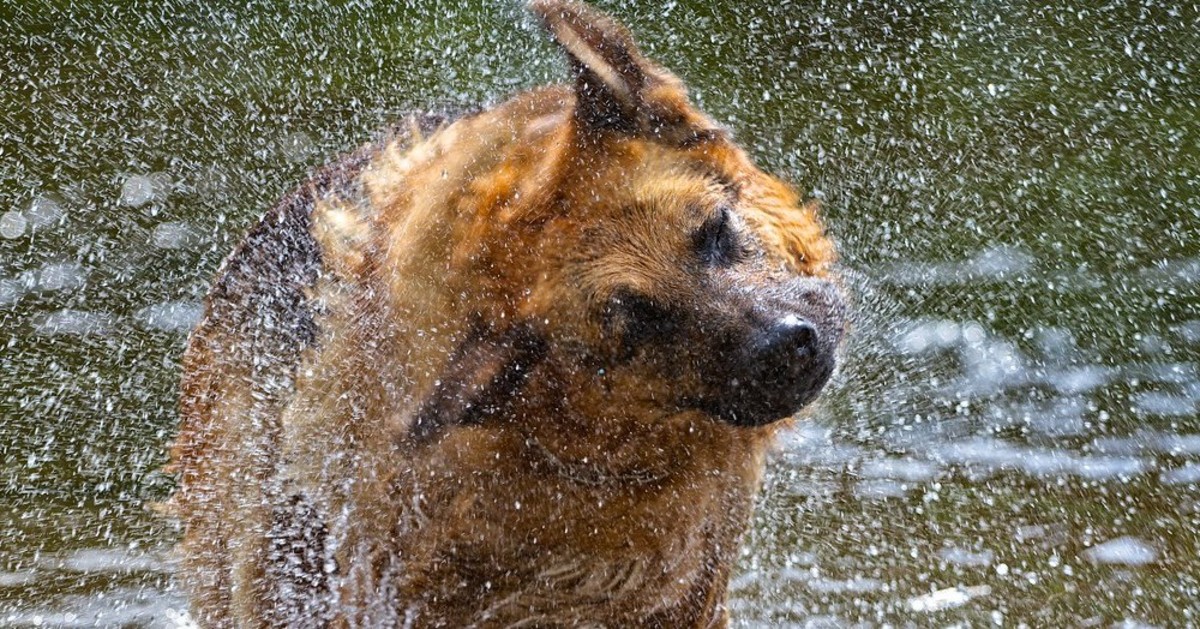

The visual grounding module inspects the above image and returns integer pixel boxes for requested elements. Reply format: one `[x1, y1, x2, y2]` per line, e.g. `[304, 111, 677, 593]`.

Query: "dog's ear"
[529, 0, 703, 141]
[404, 321, 548, 445]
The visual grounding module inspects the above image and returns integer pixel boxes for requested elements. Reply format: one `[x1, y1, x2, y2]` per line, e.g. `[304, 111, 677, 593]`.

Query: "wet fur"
[171, 2, 841, 627]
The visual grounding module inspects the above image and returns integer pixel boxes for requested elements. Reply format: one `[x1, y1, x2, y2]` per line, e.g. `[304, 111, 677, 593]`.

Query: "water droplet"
[0, 211, 27, 239]
[120, 175, 157, 207]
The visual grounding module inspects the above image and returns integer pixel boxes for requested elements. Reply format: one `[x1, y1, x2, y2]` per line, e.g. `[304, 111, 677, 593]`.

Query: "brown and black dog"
[170, 1, 847, 626]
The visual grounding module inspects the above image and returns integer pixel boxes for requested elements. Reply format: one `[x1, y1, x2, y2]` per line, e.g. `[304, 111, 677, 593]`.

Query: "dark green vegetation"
[1, 0, 1197, 625]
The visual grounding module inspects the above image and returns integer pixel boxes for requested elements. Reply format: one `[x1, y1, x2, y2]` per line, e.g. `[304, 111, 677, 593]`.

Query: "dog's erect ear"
[529, 0, 695, 138]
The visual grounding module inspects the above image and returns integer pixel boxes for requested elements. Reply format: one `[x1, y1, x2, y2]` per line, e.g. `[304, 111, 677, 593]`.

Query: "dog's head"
[325, 1, 848, 440]
[510, 0, 847, 428]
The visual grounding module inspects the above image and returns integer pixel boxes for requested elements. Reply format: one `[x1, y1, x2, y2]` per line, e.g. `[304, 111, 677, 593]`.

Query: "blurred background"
[1, 0, 1196, 625]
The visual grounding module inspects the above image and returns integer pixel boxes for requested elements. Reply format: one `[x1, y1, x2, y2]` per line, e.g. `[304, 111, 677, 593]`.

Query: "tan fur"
[172, 2, 841, 627]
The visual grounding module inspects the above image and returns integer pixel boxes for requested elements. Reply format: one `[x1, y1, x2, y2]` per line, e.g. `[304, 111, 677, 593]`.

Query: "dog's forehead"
[589, 136, 753, 197]
[640, 138, 836, 277]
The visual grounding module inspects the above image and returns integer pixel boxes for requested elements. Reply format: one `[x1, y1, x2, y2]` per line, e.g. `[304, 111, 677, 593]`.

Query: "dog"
[170, 1, 847, 625]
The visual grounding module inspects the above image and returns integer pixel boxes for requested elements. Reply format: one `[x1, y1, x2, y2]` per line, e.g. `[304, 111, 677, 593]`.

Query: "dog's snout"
[699, 280, 846, 428]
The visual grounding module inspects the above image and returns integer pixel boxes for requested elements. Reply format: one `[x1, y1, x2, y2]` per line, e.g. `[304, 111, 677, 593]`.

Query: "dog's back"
[172, 115, 449, 625]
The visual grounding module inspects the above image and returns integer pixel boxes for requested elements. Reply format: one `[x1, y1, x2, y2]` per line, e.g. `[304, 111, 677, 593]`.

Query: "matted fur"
[171, 2, 843, 627]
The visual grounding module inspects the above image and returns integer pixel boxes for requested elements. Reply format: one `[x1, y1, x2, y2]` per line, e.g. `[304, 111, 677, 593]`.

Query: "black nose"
[762, 316, 819, 364]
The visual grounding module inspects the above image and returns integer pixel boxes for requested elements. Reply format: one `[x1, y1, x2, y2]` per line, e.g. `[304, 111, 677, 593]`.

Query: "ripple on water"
[895, 318, 963, 355]
[151, 221, 198, 250]
[41, 548, 169, 574]
[1091, 434, 1155, 457]
[135, 301, 203, 333]
[1006, 396, 1089, 437]
[859, 457, 939, 482]
[1073, 456, 1146, 480]
[1175, 320, 1200, 344]
[26, 261, 88, 293]
[777, 424, 866, 469]
[937, 547, 995, 567]
[0, 277, 23, 307]
[1160, 463, 1200, 486]
[1094, 432, 1200, 457]
[803, 576, 884, 595]
[1152, 433, 1200, 455]
[0, 211, 28, 239]
[929, 438, 1147, 480]
[0, 571, 37, 588]
[1083, 536, 1158, 566]
[1043, 365, 1117, 395]
[1132, 391, 1197, 418]
[280, 131, 317, 163]
[1014, 523, 1071, 547]
[853, 479, 911, 500]
[956, 335, 1029, 395]
[1137, 257, 1200, 288]
[908, 585, 991, 613]
[26, 195, 65, 228]
[119, 174, 160, 208]
[32, 309, 113, 337]
[884, 244, 1035, 286]
[1, 586, 191, 629]
[1129, 362, 1198, 384]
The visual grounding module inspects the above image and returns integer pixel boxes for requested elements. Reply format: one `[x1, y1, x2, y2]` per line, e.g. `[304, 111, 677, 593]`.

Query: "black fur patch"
[406, 321, 548, 445]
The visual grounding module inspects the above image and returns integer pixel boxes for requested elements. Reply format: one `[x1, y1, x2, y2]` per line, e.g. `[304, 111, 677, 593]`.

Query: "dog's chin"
[697, 395, 808, 428]
[694, 360, 838, 428]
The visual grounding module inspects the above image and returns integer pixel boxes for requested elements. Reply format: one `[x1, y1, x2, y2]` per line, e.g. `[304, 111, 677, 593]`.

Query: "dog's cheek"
[600, 289, 683, 362]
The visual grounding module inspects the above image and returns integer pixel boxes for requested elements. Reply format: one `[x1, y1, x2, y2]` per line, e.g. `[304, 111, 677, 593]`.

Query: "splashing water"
[1, 1, 1196, 626]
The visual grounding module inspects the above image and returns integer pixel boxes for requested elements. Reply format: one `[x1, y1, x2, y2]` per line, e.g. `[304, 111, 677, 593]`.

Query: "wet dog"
[171, 1, 846, 625]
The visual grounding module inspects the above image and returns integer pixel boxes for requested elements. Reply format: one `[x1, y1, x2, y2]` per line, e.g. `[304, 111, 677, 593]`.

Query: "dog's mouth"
[695, 340, 839, 427]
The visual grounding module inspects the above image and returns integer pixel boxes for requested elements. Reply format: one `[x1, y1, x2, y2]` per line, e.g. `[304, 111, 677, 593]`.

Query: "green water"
[2, 0, 1197, 625]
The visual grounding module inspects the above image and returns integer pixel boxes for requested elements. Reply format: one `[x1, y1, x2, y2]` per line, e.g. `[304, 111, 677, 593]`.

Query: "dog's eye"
[603, 289, 679, 358]
[693, 206, 740, 267]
